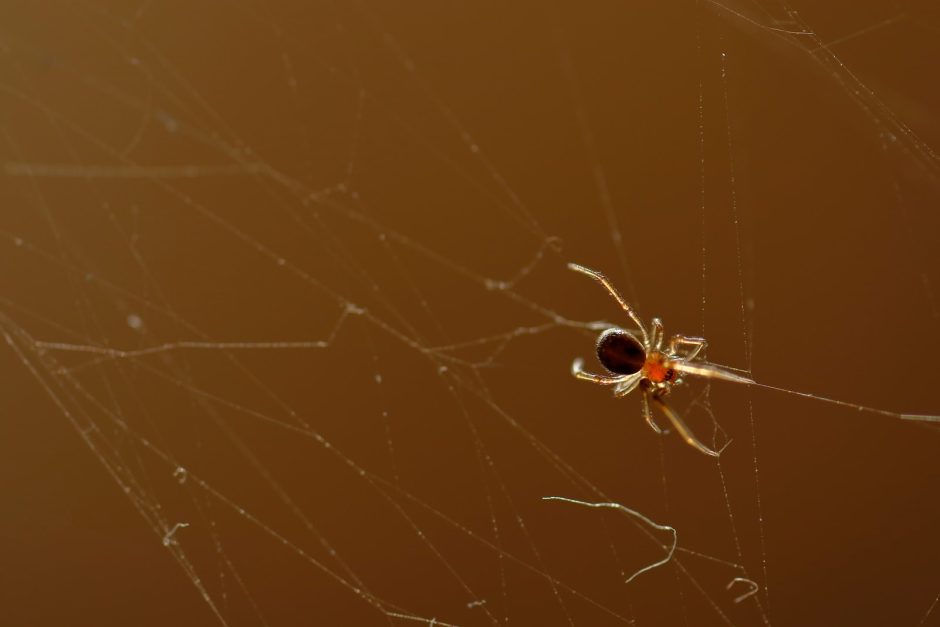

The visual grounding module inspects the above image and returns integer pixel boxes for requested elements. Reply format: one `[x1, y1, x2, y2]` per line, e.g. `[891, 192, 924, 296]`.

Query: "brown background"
[1, 1, 938, 626]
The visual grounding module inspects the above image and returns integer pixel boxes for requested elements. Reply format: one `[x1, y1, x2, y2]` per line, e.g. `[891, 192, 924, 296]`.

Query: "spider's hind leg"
[568, 263, 650, 345]
[571, 358, 625, 385]
[613, 373, 642, 398]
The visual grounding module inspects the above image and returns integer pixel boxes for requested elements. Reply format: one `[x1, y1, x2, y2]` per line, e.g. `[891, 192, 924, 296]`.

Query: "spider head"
[596, 328, 646, 375]
[644, 352, 678, 385]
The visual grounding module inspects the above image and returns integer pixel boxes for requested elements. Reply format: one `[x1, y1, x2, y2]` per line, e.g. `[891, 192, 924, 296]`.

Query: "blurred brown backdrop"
[1, 1, 938, 626]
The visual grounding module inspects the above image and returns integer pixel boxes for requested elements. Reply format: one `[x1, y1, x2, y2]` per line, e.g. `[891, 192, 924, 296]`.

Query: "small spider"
[568, 263, 753, 457]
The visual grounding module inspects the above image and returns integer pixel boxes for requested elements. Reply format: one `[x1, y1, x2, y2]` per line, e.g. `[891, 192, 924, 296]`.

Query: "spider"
[568, 263, 753, 457]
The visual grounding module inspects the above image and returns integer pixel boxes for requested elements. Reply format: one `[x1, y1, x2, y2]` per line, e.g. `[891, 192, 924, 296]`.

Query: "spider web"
[1, 1, 938, 626]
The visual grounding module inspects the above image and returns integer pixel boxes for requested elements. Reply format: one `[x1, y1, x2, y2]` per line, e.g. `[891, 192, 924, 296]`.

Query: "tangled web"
[1, 1, 938, 625]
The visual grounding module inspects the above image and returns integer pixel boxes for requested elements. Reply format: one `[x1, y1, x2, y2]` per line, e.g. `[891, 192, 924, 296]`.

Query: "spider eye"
[596, 329, 646, 375]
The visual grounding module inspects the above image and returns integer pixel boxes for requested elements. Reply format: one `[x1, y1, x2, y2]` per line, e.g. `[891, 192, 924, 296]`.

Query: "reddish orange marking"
[644, 353, 673, 383]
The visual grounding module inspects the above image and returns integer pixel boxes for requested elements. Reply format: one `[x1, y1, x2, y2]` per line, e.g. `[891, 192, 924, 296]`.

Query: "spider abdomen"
[596, 328, 646, 375]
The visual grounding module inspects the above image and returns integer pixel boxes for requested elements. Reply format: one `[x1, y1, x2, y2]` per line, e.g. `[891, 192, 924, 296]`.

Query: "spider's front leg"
[668, 334, 707, 361]
[650, 318, 664, 351]
[640, 389, 665, 435]
[650, 394, 721, 457]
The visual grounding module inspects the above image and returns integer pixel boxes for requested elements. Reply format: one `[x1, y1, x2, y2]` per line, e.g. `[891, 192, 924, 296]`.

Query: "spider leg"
[568, 263, 649, 345]
[650, 394, 720, 457]
[571, 358, 627, 385]
[650, 318, 664, 351]
[668, 334, 706, 361]
[670, 360, 754, 384]
[613, 373, 643, 397]
[641, 388, 665, 434]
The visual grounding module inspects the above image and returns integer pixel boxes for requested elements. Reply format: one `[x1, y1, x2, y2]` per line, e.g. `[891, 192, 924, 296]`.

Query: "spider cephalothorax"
[569, 263, 753, 456]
